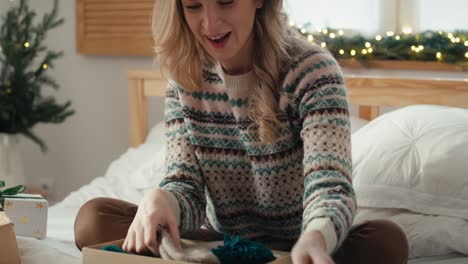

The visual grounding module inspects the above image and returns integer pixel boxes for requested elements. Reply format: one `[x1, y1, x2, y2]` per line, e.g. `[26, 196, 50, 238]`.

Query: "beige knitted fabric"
[158, 230, 221, 264]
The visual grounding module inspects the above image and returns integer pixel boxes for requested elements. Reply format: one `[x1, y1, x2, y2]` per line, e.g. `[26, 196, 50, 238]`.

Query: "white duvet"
[16, 112, 468, 263]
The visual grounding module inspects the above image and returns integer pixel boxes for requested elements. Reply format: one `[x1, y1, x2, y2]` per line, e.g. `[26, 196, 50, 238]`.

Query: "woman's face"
[181, 0, 263, 73]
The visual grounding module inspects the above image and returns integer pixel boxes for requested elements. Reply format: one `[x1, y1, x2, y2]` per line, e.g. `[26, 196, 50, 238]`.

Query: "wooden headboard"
[127, 69, 468, 147]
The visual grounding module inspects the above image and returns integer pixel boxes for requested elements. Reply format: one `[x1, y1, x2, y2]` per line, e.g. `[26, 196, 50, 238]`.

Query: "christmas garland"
[294, 26, 468, 68]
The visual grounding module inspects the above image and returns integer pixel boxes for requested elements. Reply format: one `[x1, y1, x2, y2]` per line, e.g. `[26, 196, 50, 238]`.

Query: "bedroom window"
[416, 0, 468, 31]
[283, 0, 468, 35]
[283, 0, 383, 36]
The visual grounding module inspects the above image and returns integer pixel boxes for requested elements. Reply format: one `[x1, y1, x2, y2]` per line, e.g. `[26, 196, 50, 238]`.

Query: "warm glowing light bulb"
[411, 45, 416, 51]
[395, 35, 401, 40]
[300, 28, 306, 34]
[339, 49, 345, 55]
[24, 42, 30, 48]
[321, 42, 327, 48]
[436, 52, 442, 59]
[465, 41, 468, 46]
[368, 48, 373, 53]
[448, 33, 454, 38]
[402, 27, 412, 34]
[465, 52, 468, 58]
[362, 49, 367, 54]
[329, 33, 336, 39]
[418, 45, 424, 51]
[307, 35, 314, 42]
[42, 64, 48, 69]
[386, 31, 395, 37]
[350, 50, 356, 56]
[365, 42, 371, 48]
[338, 30, 344, 35]
[375, 35, 382, 41]
[322, 29, 328, 34]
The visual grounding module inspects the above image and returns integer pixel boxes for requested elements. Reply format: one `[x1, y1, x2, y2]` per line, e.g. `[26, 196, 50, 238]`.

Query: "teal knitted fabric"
[101, 245, 126, 253]
[211, 236, 276, 264]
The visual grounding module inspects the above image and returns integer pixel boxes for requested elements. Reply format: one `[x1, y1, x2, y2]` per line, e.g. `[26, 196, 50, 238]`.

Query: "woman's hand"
[291, 230, 335, 264]
[122, 188, 181, 256]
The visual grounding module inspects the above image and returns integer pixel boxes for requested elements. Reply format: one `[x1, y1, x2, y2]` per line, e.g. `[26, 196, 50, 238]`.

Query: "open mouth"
[206, 32, 231, 48]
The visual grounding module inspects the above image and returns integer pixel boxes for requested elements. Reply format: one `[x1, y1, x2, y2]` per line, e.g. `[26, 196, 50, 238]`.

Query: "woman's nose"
[201, 6, 221, 32]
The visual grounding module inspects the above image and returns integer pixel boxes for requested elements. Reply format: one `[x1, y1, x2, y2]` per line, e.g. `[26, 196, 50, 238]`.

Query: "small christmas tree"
[0, 0, 74, 153]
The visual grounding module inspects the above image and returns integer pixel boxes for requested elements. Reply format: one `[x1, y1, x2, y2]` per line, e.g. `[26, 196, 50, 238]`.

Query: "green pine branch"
[0, 0, 75, 153]
[295, 26, 468, 69]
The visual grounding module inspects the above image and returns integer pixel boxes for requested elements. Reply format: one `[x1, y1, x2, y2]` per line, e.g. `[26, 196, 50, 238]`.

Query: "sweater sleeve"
[158, 82, 206, 236]
[291, 51, 357, 254]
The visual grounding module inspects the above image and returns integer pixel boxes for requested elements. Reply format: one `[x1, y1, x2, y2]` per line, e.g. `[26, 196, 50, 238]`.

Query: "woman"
[74, 1, 409, 263]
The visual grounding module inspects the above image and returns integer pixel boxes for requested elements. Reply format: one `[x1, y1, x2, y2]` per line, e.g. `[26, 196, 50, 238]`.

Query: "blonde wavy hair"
[152, 0, 308, 143]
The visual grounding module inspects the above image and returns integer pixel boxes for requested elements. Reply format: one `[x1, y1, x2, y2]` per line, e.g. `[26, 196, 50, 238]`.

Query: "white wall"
[0, 0, 163, 202]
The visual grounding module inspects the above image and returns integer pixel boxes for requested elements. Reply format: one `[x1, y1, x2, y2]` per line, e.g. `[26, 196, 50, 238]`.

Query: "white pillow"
[350, 115, 369, 134]
[147, 120, 166, 144]
[352, 105, 468, 220]
[128, 121, 167, 190]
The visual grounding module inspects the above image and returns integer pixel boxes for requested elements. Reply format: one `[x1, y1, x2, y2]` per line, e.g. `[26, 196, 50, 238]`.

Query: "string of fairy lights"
[292, 22, 468, 66]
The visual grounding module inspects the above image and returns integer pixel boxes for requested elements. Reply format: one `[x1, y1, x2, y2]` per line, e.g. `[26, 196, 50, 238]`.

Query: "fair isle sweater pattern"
[159, 46, 356, 252]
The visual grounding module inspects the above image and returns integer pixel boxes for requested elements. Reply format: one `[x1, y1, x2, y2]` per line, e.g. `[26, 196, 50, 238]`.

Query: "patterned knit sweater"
[159, 43, 356, 254]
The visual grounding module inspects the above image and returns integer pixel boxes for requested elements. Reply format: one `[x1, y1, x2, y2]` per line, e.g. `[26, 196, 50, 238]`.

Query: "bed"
[16, 68, 468, 264]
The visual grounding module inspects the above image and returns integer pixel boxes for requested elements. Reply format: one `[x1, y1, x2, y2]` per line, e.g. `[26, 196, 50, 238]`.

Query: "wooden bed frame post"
[129, 79, 148, 147]
[359, 106, 380, 120]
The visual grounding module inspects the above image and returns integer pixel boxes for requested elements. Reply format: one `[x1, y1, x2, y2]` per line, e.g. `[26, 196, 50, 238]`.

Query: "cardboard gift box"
[2, 193, 48, 239]
[83, 239, 292, 264]
[0, 212, 21, 264]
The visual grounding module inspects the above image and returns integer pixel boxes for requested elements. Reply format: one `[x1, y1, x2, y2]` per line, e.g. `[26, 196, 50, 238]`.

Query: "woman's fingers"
[144, 222, 159, 256]
[291, 253, 312, 264]
[167, 219, 182, 249]
[135, 224, 151, 254]
[120, 189, 182, 258]
[123, 227, 136, 253]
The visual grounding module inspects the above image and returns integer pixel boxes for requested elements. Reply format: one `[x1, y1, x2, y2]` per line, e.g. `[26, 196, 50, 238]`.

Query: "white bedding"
[18, 206, 80, 264]
[16, 115, 468, 263]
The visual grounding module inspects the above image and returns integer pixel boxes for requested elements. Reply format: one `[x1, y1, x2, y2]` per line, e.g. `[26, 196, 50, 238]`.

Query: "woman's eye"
[218, 0, 234, 5]
[185, 4, 201, 10]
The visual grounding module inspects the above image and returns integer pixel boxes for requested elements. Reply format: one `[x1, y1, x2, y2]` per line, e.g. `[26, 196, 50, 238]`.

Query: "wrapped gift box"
[2, 193, 48, 239]
[0, 211, 21, 264]
[83, 239, 292, 264]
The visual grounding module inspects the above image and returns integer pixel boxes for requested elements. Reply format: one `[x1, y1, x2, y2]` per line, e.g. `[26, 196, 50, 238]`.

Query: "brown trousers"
[74, 197, 409, 264]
